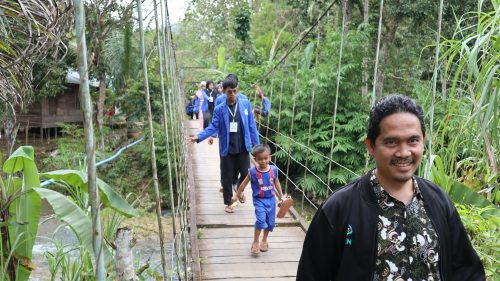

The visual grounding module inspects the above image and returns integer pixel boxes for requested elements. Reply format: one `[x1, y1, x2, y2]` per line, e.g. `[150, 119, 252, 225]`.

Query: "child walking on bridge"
[232, 144, 285, 254]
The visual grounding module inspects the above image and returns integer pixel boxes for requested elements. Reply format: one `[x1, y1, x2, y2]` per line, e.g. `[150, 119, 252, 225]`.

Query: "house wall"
[17, 85, 84, 128]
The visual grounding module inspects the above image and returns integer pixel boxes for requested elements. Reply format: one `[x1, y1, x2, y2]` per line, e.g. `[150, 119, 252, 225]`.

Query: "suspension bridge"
[187, 120, 307, 280]
[64, 0, 446, 279]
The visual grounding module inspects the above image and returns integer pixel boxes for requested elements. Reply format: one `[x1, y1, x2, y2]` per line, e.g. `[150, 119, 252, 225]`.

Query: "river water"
[29, 200, 176, 280]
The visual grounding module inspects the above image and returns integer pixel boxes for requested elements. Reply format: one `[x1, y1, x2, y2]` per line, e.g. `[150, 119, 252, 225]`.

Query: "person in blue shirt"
[205, 80, 218, 117]
[190, 75, 260, 213]
[232, 144, 285, 254]
[185, 95, 195, 119]
[253, 86, 271, 124]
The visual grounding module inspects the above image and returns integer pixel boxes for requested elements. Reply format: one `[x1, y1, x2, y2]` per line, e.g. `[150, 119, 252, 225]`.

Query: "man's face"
[365, 113, 425, 184]
[225, 87, 238, 104]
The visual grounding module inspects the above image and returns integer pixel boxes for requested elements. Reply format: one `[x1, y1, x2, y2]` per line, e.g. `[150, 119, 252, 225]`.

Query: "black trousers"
[220, 152, 250, 205]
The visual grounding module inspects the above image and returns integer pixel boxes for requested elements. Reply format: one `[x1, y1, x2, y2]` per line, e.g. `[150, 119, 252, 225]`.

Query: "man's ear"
[364, 138, 375, 156]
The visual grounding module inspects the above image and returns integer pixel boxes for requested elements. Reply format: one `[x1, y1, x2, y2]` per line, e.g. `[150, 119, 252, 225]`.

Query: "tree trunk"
[361, 0, 369, 96]
[97, 73, 106, 151]
[115, 227, 139, 281]
[343, 0, 351, 32]
[3, 117, 18, 155]
[375, 18, 399, 96]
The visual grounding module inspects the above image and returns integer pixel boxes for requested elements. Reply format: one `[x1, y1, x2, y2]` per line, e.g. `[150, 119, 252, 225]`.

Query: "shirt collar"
[370, 170, 422, 203]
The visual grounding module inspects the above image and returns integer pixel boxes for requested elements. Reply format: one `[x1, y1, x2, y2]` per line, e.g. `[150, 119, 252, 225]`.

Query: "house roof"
[66, 69, 100, 87]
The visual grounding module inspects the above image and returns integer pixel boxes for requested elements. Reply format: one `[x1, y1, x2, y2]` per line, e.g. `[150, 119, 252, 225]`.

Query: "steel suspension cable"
[273, 74, 285, 165]
[250, 0, 338, 88]
[265, 72, 276, 139]
[162, 1, 190, 277]
[327, 0, 348, 189]
[136, 0, 169, 278]
[152, 0, 175, 278]
[303, 20, 321, 207]
[284, 57, 300, 194]
[258, 122, 359, 176]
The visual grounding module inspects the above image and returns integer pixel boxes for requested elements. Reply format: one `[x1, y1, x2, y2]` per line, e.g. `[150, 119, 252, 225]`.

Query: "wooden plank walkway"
[187, 120, 305, 281]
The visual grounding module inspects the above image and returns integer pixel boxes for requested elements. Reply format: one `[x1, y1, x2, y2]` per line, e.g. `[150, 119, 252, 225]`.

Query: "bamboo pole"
[136, 0, 169, 279]
[73, 0, 105, 279]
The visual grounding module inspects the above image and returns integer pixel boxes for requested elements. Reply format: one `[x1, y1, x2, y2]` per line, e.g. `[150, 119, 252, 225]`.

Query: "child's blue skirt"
[253, 197, 276, 231]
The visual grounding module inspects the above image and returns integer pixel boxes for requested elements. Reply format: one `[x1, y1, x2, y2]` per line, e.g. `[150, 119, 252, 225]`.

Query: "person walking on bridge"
[296, 95, 485, 281]
[193, 81, 210, 130]
[190, 75, 260, 213]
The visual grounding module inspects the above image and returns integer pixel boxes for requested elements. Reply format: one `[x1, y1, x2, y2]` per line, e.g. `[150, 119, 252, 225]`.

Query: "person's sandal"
[239, 193, 246, 203]
[251, 242, 260, 255]
[259, 241, 269, 252]
[224, 205, 234, 213]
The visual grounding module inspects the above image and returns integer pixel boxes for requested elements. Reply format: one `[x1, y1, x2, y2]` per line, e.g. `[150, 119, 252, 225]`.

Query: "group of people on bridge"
[188, 74, 486, 280]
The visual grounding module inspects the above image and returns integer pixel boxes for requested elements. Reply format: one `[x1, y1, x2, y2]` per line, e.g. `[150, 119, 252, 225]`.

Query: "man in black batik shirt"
[297, 95, 485, 281]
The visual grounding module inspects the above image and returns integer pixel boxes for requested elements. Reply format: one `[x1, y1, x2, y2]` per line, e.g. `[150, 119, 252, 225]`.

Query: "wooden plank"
[201, 262, 298, 279]
[198, 227, 305, 239]
[202, 253, 301, 264]
[200, 248, 303, 258]
[199, 241, 303, 251]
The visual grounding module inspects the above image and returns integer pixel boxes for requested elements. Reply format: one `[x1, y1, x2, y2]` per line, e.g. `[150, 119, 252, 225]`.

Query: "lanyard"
[227, 103, 238, 122]
[209, 90, 213, 97]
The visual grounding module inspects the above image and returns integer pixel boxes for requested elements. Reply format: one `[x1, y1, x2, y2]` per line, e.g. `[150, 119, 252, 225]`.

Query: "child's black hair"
[251, 144, 271, 156]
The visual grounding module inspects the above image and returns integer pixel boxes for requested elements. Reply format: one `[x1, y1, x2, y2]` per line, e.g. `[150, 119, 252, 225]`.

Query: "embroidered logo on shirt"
[345, 224, 353, 245]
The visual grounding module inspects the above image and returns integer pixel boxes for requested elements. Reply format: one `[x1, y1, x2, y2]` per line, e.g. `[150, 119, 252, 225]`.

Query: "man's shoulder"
[415, 176, 453, 206]
[321, 177, 364, 212]
[239, 98, 252, 107]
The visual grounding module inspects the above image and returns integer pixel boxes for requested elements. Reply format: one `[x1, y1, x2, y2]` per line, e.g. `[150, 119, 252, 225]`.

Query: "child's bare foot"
[251, 242, 260, 254]
[259, 241, 269, 252]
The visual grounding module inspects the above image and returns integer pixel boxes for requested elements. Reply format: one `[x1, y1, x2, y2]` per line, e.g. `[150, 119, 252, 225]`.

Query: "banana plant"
[0, 146, 138, 281]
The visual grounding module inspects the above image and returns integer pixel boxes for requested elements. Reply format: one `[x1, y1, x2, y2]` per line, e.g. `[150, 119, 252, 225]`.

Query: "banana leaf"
[2, 146, 41, 281]
[40, 170, 138, 217]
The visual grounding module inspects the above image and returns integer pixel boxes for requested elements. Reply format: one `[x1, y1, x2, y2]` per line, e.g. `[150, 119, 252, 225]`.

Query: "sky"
[167, 0, 187, 23]
[141, 0, 187, 24]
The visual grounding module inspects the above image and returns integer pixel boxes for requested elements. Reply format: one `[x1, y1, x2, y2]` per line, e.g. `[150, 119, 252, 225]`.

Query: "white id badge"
[229, 122, 238, 133]
[208, 97, 214, 102]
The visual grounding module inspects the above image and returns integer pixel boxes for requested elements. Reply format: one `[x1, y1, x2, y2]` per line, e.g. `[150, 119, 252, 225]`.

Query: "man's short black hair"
[367, 94, 425, 144]
[226, 73, 238, 83]
[251, 144, 272, 156]
[223, 75, 238, 90]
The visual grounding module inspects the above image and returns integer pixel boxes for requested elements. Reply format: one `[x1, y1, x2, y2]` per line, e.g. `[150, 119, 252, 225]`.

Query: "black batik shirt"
[371, 171, 441, 281]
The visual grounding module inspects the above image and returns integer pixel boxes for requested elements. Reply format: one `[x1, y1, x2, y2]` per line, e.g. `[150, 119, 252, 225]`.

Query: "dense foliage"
[176, 0, 499, 277]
